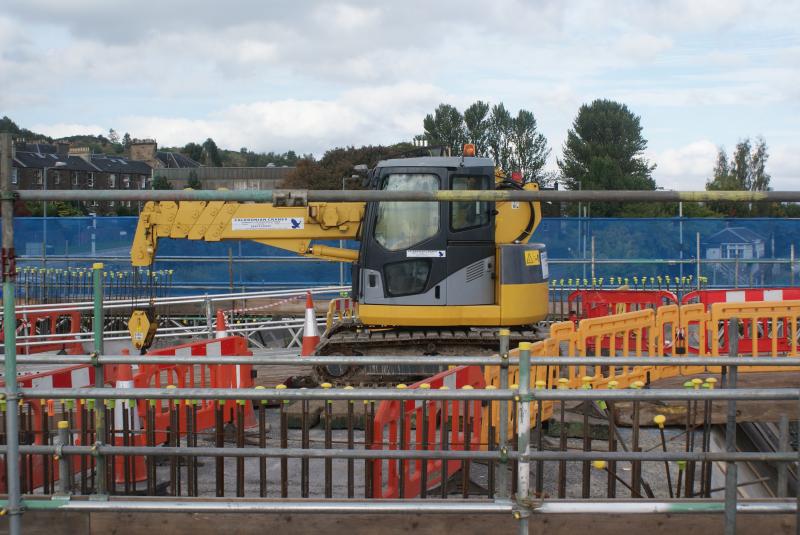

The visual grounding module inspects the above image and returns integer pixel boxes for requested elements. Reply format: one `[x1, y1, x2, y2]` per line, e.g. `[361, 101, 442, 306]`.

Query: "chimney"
[68, 146, 92, 163]
[129, 139, 158, 165]
[56, 141, 70, 158]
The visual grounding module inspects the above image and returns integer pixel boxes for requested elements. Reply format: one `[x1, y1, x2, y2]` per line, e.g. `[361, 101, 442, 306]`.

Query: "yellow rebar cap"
[518, 342, 532, 351]
[653, 414, 666, 428]
[92, 262, 104, 270]
[592, 460, 607, 470]
[57, 420, 69, 430]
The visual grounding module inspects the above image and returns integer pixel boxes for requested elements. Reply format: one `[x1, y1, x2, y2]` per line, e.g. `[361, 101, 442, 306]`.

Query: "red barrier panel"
[682, 288, 800, 355]
[0, 310, 84, 355]
[135, 336, 255, 445]
[568, 290, 678, 353]
[371, 365, 485, 499]
[569, 289, 678, 320]
[0, 364, 96, 492]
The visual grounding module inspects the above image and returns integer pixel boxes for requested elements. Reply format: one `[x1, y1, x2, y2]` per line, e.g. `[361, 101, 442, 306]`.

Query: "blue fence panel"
[4, 216, 800, 297]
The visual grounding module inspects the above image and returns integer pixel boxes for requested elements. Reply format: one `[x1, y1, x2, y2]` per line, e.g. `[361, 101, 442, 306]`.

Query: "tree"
[706, 137, 772, 216]
[282, 143, 414, 190]
[183, 142, 204, 163]
[509, 110, 550, 182]
[152, 175, 173, 190]
[202, 138, 222, 166]
[122, 132, 132, 149]
[558, 99, 656, 216]
[423, 104, 466, 155]
[463, 101, 490, 155]
[186, 170, 202, 190]
[487, 103, 513, 171]
[108, 129, 119, 144]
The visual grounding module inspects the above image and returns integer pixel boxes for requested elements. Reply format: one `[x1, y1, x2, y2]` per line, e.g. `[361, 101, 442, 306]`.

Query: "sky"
[1, 0, 798, 190]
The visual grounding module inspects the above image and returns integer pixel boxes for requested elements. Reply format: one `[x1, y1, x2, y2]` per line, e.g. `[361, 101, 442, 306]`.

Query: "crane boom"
[131, 199, 365, 266]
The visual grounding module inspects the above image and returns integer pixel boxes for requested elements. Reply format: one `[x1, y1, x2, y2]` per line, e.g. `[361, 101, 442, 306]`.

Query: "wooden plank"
[9, 510, 795, 535]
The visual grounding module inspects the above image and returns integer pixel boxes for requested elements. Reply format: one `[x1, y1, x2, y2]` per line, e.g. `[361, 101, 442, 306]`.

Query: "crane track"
[311, 324, 549, 386]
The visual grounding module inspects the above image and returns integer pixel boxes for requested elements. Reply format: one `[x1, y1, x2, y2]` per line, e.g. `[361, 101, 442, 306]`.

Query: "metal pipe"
[3, 445, 797, 463]
[55, 421, 71, 496]
[17, 387, 799, 401]
[724, 318, 739, 535]
[497, 330, 510, 500]
[15, 188, 800, 202]
[5, 498, 795, 515]
[92, 262, 107, 496]
[14, 355, 800, 368]
[1, 132, 23, 535]
[515, 343, 532, 533]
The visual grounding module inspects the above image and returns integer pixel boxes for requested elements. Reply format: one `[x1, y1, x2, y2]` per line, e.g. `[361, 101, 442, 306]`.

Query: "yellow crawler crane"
[130, 147, 550, 382]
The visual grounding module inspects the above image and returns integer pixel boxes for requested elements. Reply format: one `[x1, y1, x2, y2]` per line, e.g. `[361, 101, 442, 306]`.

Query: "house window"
[87, 173, 94, 187]
[123, 175, 130, 188]
[72, 172, 79, 186]
[141, 178, 147, 189]
[109, 174, 116, 188]
[11, 168, 18, 185]
[724, 244, 749, 259]
[36, 170, 43, 185]
[54, 172, 61, 186]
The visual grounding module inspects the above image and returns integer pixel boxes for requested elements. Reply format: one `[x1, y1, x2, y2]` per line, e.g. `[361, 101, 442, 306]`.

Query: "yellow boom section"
[131, 199, 365, 267]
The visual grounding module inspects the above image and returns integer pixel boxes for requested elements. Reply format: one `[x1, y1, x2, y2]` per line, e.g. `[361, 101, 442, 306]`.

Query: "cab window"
[451, 176, 489, 231]
[374, 173, 439, 251]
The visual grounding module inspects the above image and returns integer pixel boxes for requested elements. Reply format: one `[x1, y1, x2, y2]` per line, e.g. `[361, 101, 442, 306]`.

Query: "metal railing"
[3, 134, 800, 535]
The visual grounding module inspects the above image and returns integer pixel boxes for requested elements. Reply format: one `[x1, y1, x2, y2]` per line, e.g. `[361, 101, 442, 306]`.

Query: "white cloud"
[649, 140, 719, 190]
[615, 33, 673, 62]
[108, 82, 444, 155]
[31, 122, 106, 138]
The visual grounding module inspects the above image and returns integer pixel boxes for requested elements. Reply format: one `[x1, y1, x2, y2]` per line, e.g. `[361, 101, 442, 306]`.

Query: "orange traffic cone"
[216, 310, 228, 339]
[301, 291, 320, 356]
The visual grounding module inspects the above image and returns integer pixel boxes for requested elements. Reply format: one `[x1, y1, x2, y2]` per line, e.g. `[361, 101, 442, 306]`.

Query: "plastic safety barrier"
[371, 365, 485, 499]
[0, 364, 95, 492]
[0, 310, 84, 355]
[135, 336, 256, 445]
[568, 289, 678, 321]
[683, 288, 800, 356]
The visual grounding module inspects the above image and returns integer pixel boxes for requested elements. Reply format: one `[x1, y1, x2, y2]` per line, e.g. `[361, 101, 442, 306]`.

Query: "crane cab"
[353, 156, 549, 327]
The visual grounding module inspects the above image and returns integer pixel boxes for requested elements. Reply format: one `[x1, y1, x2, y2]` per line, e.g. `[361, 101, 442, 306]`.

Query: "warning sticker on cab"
[524, 250, 540, 266]
[407, 250, 446, 258]
[232, 218, 304, 231]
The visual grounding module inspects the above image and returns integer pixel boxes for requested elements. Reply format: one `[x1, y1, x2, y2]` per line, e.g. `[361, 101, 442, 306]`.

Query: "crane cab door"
[357, 167, 495, 307]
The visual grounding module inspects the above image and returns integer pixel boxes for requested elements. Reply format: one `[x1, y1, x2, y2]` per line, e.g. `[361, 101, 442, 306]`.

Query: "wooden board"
[6, 509, 796, 535]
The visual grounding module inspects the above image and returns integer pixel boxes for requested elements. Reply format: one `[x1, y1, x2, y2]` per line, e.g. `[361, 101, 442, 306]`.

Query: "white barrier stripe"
[725, 291, 746, 303]
[71, 367, 91, 388]
[31, 375, 54, 390]
[764, 289, 783, 302]
[444, 373, 457, 390]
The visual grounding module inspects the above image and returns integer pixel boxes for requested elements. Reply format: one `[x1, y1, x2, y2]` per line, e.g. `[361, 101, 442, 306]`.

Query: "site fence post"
[1, 132, 23, 535]
[204, 294, 213, 338]
[56, 420, 72, 496]
[696, 232, 701, 290]
[515, 342, 532, 535]
[497, 329, 510, 500]
[724, 317, 739, 535]
[92, 262, 108, 497]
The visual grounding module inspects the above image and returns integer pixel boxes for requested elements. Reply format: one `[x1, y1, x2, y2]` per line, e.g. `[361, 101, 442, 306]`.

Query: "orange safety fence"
[0, 335, 256, 492]
[371, 365, 484, 499]
[0, 310, 85, 355]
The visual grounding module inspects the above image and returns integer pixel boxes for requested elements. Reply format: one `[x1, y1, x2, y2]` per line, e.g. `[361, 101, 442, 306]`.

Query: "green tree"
[152, 175, 173, 190]
[487, 103, 513, 172]
[706, 137, 772, 216]
[183, 142, 204, 163]
[558, 99, 656, 216]
[122, 132, 132, 149]
[202, 138, 222, 166]
[463, 101, 491, 155]
[186, 170, 202, 189]
[423, 104, 466, 155]
[510, 109, 550, 182]
[282, 143, 414, 190]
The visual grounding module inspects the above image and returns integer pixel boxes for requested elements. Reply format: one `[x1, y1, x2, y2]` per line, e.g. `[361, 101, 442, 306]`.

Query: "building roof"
[16, 142, 57, 154]
[154, 166, 294, 181]
[156, 151, 201, 168]
[90, 154, 152, 174]
[706, 227, 765, 245]
[13, 150, 97, 172]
